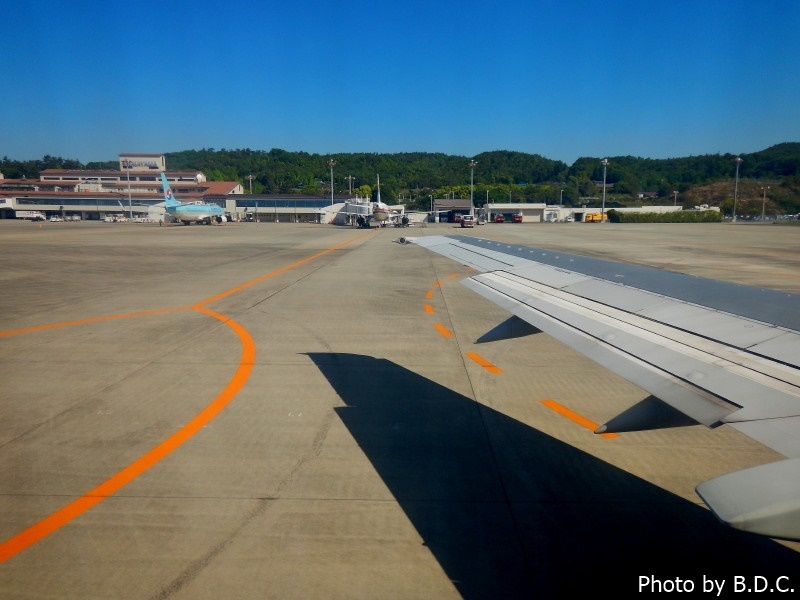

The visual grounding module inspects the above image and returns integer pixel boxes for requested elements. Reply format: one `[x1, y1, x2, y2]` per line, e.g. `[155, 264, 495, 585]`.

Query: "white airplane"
[371, 174, 391, 224]
[349, 174, 393, 228]
[160, 173, 226, 225]
[398, 234, 800, 542]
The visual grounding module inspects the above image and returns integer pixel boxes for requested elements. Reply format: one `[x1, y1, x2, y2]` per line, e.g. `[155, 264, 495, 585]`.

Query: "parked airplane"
[371, 174, 391, 224]
[398, 234, 800, 542]
[349, 174, 394, 228]
[160, 173, 226, 225]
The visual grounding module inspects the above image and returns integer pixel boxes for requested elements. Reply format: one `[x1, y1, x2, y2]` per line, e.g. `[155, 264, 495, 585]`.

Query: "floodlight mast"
[327, 158, 336, 205]
[732, 156, 742, 222]
[468, 159, 477, 215]
[601, 158, 609, 222]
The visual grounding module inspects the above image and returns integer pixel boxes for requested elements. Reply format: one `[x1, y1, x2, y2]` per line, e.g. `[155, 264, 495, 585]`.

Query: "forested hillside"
[2, 143, 799, 215]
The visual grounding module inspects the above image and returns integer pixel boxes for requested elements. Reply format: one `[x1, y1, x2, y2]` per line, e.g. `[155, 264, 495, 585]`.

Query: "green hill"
[3, 143, 799, 215]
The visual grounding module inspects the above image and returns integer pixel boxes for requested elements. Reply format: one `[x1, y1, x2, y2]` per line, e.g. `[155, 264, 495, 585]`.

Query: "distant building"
[0, 153, 245, 221]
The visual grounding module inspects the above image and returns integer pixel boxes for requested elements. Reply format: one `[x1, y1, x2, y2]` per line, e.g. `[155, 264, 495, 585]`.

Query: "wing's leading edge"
[398, 234, 800, 541]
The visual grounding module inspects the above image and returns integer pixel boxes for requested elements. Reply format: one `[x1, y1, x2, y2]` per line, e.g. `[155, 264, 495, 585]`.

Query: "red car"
[512, 214, 523, 223]
[493, 214, 505, 223]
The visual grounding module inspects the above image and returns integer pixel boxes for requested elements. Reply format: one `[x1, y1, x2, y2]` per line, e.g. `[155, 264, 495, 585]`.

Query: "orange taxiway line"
[540, 399, 619, 439]
[465, 352, 503, 374]
[424, 304, 435, 315]
[0, 231, 370, 563]
[434, 323, 453, 338]
[197, 231, 374, 306]
[424, 290, 434, 299]
[0, 306, 256, 563]
[0, 306, 190, 338]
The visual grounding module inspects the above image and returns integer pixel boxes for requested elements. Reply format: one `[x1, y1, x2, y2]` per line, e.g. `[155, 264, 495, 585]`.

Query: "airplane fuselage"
[160, 172, 226, 224]
[372, 205, 390, 222]
[167, 204, 226, 224]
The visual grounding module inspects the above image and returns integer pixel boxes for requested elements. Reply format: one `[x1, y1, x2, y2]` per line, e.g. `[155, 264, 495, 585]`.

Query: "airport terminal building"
[0, 153, 345, 223]
[0, 153, 688, 224]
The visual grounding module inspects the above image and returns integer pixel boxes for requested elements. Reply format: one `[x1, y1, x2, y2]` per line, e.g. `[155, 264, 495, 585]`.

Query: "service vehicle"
[15, 210, 46, 221]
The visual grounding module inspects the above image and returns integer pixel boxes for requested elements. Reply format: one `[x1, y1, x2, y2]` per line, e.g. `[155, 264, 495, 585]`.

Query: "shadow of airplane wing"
[306, 352, 800, 598]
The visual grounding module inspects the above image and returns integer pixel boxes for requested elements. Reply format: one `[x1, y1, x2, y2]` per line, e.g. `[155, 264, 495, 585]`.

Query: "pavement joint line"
[0, 230, 372, 563]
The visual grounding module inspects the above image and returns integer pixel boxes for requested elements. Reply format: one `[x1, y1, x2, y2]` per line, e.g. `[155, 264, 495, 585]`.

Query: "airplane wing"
[397, 234, 800, 541]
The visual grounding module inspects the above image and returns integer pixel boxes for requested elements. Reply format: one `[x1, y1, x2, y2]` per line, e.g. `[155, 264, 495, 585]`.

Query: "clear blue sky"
[4, 0, 799, 165]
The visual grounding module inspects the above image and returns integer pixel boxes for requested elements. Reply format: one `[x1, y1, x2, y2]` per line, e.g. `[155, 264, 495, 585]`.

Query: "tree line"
[2, 143, 799, 215]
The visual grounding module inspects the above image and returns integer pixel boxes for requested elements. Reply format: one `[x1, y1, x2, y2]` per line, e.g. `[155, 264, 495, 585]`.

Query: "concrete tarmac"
[1, 219, 799, 598]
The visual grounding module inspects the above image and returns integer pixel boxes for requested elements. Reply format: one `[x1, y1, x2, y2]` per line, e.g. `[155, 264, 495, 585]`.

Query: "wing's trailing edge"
[398, 234, 800, 541]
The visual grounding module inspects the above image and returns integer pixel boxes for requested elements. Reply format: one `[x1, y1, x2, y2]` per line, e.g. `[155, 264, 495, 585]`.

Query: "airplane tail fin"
[160, 173, 180, 207]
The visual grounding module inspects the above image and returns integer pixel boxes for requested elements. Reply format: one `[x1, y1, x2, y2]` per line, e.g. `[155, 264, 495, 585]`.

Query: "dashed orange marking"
[424, 304, 435, 315]
[424, 290, 434, 299]
[447, 272, 459, 279]
[0, 230, 373, 563]
[465, 352, 503, 374]
[434, 323, 453, 338]
[540, 399, 618, 439]
[434, 280, 442, 288]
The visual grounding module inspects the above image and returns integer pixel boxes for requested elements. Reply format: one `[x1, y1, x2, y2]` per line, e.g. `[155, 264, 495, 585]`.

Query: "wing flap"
[400, 234, 800, 540]
[465, 269, 800, 426]
[729, 417, 800, 458]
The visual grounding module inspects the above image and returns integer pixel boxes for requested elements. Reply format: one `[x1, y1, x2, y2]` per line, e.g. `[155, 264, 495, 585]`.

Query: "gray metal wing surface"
[398, 234, 800, 541]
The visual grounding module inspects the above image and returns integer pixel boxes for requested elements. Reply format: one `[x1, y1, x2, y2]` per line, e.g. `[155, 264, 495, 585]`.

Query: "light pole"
[761, 185, 770, 221]
[468, 159, 477, 215]
[559, 189, 563, 207]
[327, 158, 336, 205]
[601, 158, 608, 222]
[247, 174, 254, 194]
[124, 159, 132, 220]
[732, 156, 742, 222]
[673, 190, 678, 206]
[346, 175, 354, 196]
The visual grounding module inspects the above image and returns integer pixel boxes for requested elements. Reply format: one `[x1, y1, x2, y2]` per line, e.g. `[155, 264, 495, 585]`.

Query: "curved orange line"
[0, 231, 371, 563]
[0, 306, 255, 563]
